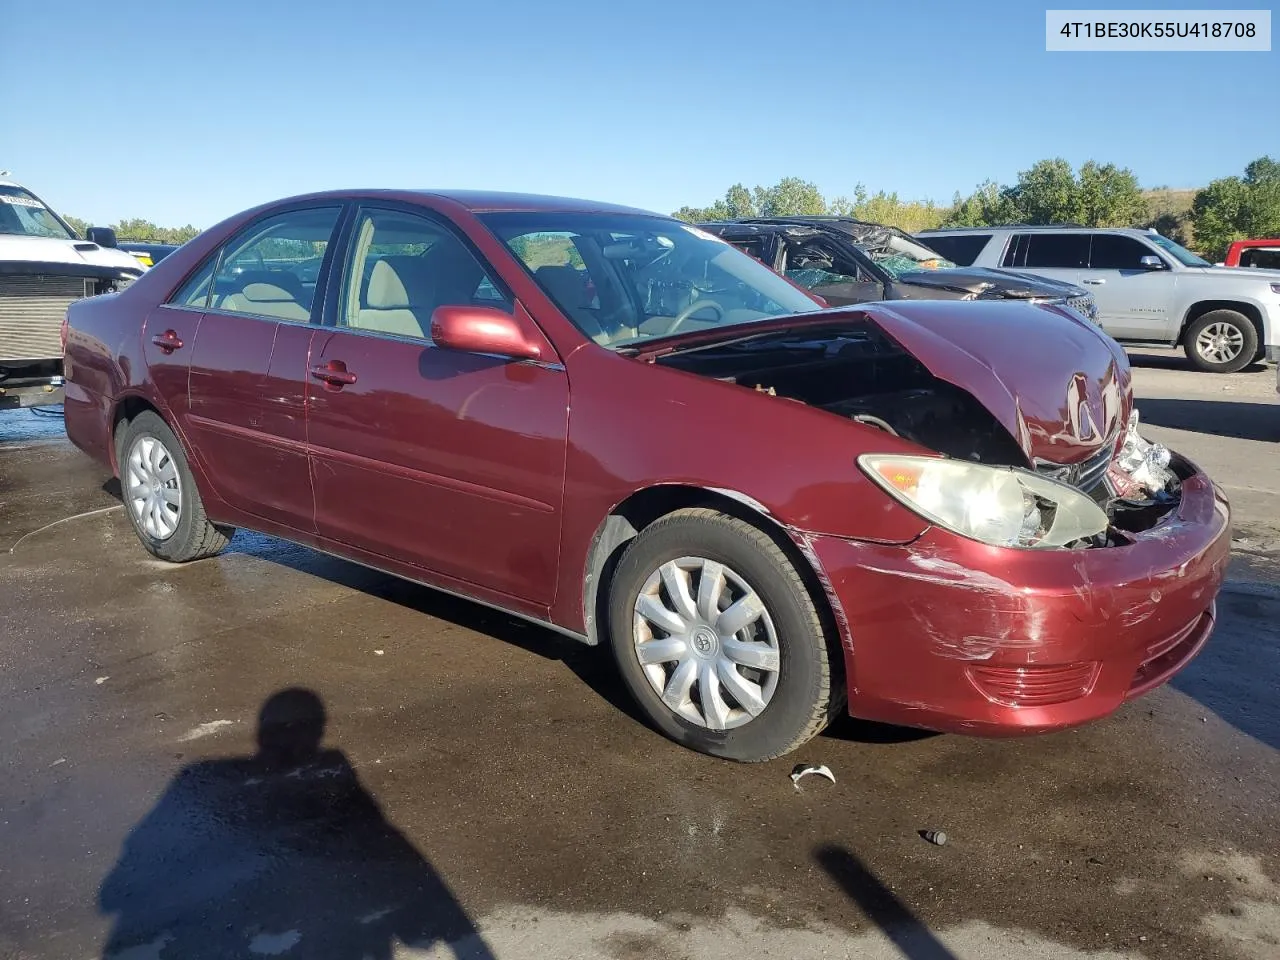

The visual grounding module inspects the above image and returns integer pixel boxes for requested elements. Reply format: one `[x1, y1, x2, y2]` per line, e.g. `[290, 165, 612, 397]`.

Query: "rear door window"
[1240, 248, 1280, 269]
[919, 233, 990, 267]
[1088, 234, 1156, 270]
[1019, 234, 1090, 269]
[208, 207, 342, 321]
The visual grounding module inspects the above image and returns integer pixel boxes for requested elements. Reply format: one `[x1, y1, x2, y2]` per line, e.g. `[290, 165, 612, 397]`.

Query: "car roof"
[919, 225, 1153, 237]
[703, 216, 891, 231]
[261, 189, 661, 217]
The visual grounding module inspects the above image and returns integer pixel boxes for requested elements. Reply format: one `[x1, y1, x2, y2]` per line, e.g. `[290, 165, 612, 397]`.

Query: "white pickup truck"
[919, 225, 1280, 374]
[1, 179, 144, 409]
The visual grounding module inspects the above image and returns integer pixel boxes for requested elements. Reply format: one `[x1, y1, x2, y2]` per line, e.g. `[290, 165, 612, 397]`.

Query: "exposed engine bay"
[656, 321, 1183, 543]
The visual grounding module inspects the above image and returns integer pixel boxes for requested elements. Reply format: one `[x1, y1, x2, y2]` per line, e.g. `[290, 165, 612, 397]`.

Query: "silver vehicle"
[919, 225, 1280, 374]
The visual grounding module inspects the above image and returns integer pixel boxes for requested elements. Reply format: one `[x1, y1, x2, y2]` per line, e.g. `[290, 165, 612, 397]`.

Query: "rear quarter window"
[1014, 234, 1090, 269]
[918, 233, 990, 267]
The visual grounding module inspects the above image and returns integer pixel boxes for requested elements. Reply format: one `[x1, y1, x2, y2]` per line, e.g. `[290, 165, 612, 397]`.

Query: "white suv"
[919, 225, 1280, 374]
[1, 178, 144, 408]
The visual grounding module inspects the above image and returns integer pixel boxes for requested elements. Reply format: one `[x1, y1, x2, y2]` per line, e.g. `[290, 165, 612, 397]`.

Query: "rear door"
[305, 205, 569, 604]
[1079, 233, 1174, 340]
[181, 206, 342, 529]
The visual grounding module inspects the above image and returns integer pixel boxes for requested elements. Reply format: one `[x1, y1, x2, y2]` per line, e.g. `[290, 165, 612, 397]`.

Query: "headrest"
[366, 259, 410, 309]
[241, 282, 297, 303]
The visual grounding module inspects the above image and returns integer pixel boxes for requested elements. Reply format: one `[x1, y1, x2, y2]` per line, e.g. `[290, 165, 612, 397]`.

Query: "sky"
[4, 0, 1277, 229]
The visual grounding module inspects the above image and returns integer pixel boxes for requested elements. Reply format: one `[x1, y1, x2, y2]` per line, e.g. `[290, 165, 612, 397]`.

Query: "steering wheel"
[664, 299, 724, 335]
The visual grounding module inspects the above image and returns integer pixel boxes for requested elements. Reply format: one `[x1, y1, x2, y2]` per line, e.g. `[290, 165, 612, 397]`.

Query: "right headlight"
[858, 454, 1109, 549]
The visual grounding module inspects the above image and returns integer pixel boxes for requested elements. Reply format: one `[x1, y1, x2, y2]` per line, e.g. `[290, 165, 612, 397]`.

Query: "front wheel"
[1184, 310, 1257, 373]
[607, 508, 836, 762]
[118, 411, 234, 562]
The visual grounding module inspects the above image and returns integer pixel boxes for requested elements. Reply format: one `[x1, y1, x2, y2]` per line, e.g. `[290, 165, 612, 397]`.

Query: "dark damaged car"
[63, 191, 1227, 762]
[702, 216, 1099, 321]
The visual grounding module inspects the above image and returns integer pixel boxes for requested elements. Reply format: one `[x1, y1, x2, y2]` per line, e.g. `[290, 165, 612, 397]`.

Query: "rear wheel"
[118, 411, 233, 562]
[1183, 310, 1257, 373]
[607, 508, 835, 762]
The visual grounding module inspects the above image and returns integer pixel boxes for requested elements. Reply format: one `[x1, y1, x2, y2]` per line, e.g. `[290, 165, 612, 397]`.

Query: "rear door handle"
[310, 361, 357, 389]
[1082, 278, 1106, 285]
[150, 330, 184, 353]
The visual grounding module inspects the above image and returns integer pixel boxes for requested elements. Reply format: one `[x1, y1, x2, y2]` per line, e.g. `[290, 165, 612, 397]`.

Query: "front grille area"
[0, 275, 91, 363]
[1066, 294, 1096, 317]
[1035, 442, 1116, 493]
[967, 661, 1102, 707]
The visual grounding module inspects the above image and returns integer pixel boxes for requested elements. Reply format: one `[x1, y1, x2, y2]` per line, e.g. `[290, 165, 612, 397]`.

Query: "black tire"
[607, 508, 835, 762]
[117, 411, 233, 562]
[1183, 310, 1258, 373]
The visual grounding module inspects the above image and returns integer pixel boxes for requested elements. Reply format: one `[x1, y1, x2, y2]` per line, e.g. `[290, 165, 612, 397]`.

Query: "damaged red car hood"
[632, 301, 1131, 465]
[853, 300, 1131, 464]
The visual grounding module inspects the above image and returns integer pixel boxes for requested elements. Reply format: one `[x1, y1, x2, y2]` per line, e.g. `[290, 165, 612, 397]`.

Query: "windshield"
[1146, 232, 1210, 267]
[482, 213, 822, 349]
[859, 231, 956, 278]
[0, 186, 77, 240]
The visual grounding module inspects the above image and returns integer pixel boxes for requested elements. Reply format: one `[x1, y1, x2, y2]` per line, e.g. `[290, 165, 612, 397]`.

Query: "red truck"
[1223, 239, 1280, 269]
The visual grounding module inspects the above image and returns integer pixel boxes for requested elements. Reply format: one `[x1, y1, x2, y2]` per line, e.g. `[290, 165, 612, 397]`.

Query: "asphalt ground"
[1, 348, 1277, 960]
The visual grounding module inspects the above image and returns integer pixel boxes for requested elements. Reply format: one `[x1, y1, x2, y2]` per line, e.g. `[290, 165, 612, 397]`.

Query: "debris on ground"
[790, 763, 835, 787]
[919, 829, 947, 846]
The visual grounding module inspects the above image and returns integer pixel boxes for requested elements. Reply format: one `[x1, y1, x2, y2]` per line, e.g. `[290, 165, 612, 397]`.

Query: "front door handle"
[150, 330, 184, 353]
[310, 360, 357, 390]
[1082, 278, 1106, 285]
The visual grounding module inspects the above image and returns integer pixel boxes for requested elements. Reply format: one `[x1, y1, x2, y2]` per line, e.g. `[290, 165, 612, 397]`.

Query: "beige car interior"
[344, 214, 497, 340]
[214, 270, 311, 321]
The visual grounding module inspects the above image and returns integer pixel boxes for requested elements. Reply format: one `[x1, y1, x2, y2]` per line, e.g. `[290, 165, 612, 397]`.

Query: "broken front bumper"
[808, 461, 1230, 735]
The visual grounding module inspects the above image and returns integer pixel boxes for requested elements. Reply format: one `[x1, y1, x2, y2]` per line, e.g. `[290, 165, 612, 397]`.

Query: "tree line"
[61, 155, 1278, 260]
[62, 214, 201, 246]
[674, 156, 1280, 260]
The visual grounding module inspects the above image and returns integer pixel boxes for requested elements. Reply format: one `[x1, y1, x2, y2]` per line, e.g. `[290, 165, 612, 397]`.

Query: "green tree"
[1076, 161, 1145, 227]
[943, 180, 1018, 227]
[944, 160, 1145, 228]
[754, 177, 826, 217]
[1003, 158, 1080, 224]
[723, 183, 758, 219]
[1191, 156, 1280, 259]
[62, 215, 202, 244]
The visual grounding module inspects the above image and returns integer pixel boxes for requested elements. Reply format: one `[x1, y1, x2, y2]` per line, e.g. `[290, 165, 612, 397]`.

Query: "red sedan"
[62, 191, 1230, 761]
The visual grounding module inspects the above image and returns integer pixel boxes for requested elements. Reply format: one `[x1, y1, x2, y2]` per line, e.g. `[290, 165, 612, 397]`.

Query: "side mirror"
[85, 226, 118, 248]
[1139, 255, 1165, 270]
[430, 305, 543, 361]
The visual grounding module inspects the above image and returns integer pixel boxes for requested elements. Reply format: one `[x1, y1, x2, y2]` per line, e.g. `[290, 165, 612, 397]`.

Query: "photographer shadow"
[99, 688, 494, 959]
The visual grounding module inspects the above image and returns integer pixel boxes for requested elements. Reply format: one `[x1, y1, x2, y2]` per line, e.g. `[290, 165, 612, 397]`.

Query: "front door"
[305, 206, 569, 604]
[1079, 233, 1175, 341]
[182, 205, 341, 529]
[779, 235, 885, 306]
